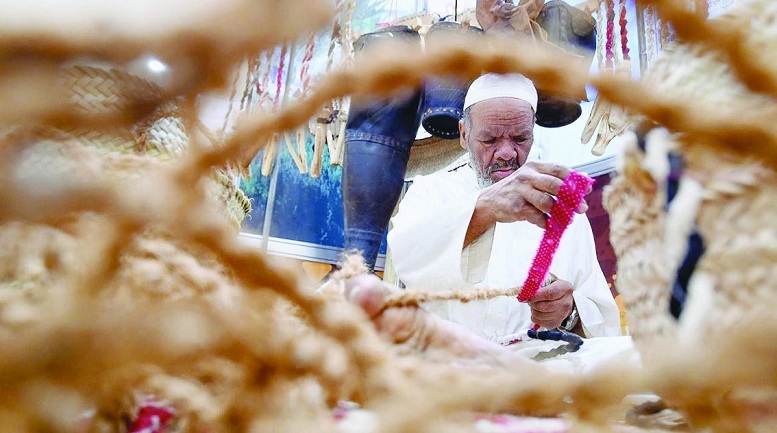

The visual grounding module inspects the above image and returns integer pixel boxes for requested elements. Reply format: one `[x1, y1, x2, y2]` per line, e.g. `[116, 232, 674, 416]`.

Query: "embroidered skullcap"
[463, 73, 538, 113]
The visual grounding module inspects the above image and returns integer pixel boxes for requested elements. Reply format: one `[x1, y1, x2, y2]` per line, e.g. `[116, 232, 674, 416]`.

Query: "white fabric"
[463, 73, 538, 113]
[387, 164, 622, 342]
[511, 336, 640, 375]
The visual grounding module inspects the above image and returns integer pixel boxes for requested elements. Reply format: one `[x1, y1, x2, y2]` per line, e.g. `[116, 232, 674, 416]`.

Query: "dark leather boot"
[535, 0, 597, 128]
[342, 26, 424, 270]
[420, 21, 484, 139]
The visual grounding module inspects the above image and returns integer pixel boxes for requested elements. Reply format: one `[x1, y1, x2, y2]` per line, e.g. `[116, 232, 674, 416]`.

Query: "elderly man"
[387, 73, 621, 343]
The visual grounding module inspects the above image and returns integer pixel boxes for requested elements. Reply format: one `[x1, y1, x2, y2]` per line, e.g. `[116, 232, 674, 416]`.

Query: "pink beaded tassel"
[517, 171, 593, 303]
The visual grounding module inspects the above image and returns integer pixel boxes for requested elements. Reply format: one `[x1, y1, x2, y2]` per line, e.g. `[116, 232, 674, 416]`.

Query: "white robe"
[387, 164, 622, 342]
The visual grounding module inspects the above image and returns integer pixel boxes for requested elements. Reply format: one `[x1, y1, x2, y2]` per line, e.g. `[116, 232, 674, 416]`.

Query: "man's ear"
[459, 119, 467, 150]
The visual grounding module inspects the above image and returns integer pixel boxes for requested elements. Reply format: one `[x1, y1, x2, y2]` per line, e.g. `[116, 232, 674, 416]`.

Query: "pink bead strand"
[605, 0, 615, 69]
[619, 0, 630, 61]
[517, 171, 594, 303]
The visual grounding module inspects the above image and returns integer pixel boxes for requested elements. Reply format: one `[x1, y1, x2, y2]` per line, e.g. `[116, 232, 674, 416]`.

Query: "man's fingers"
[524, 190, 555, 214]
[523, 206, 547, 229]
[528, 299, 561, 313]
[531, 310, 559, 322]
[527, 161, 571, 180]
[524, 162, 592, 209]
[530, 284, 568, 302]
[531, 312, 562, 329]
[576, 199, 589, 214]
[531, 174, 564, 196]
[345, 274, 390, 318]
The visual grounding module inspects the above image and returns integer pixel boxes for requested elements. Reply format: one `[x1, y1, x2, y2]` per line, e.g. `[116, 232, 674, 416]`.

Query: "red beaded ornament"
[619, 0, 630, 61]
[517, 171, 594, 303]
[605, 0, 616, 69]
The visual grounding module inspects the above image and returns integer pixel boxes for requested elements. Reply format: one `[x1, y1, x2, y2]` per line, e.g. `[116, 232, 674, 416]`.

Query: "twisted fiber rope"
[603, 143, 676, 344]
[381, 275, 559, 312]
[383, 286, 520, 309]
[684, 142, 777, 333]
[647, 0, 777, 98]
[0, 0, 335, 124]
[4, 0, 777, 431]
[632, 35, 777, 338]
[0, 146, 398, 422]
[643, 6, 657, 67]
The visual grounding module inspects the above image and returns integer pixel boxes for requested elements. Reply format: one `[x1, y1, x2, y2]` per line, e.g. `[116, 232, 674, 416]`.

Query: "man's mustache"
[487, 160, 520, 174]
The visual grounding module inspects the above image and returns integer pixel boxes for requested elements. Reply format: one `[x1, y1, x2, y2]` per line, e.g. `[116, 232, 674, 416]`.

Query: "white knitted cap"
[463, 73, 538, 112]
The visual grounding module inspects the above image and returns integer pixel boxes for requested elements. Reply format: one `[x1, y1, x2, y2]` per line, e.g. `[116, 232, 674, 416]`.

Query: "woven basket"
[11, 65, 250, 230]
[603, 141, 677, 345]
[605, 0, 777, 348]
[59, 65, 185, 159]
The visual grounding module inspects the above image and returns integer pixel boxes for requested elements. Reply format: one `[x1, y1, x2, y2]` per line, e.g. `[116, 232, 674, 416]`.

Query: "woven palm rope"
[688, 144, 777, 334]
[641, 36, 777, 339]
[604, 2, 777, 349]
[603, 137, 677, 345]
[4, 0, 777, 432]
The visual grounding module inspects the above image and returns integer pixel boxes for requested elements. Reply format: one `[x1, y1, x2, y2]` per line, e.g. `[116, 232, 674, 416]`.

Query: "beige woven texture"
[1, 0, 777, 432]
[605, 33, 777, 348]
[7, 64, 251, 229]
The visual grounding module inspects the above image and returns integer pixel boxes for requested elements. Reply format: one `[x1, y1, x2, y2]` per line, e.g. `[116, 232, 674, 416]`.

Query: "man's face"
[460, 97, 535, 187]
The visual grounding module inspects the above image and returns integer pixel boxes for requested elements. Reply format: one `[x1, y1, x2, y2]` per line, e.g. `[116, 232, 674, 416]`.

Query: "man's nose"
[493, 140, 517, 160]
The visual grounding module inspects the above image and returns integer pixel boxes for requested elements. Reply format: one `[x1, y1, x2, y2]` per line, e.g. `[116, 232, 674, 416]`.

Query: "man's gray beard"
[468, 149, 495, 189]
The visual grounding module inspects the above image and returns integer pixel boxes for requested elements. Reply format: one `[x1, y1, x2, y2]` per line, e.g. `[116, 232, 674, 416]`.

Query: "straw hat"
[405, 126, 468, 179]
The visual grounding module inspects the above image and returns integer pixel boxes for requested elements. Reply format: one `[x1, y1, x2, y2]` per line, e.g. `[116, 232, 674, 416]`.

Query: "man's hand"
[527, 279, 574, 329]
[479, 160, 590, 228]
[463, 161, 591, 247]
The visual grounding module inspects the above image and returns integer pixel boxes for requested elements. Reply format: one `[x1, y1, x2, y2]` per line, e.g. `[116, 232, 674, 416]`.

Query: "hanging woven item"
[580, 0, 632, 156]
[605, 0, 615, 69]
[306, 0, 351, 177]
[260, 43, 288, 177]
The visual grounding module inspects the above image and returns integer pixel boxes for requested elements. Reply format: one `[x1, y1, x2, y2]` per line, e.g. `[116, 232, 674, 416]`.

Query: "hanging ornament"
[619, 0, 630, 61]
[605, 0, 615, 70]
[644, 5, 657, 67]
[256, 50, 274, 111]
[581, 0, 632, 156]
[596, 0, 606, 71]
[299, 32, 316, 94]
[307, 0, 348, 176]
[260, 43, 287, 177]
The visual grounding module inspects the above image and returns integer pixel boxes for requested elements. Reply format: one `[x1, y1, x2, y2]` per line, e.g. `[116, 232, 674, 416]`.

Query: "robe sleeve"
[562, 215, 623, 337]
[387, 173, 487, 289]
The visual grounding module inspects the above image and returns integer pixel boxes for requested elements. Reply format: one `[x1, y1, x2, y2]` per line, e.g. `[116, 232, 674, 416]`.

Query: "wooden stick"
[332, 116, 347, 166]
[284, 131, 306, 173]
[296, 126, 309, 172]
[326, 124, 336, 162]
[310, 123, 325, 178]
